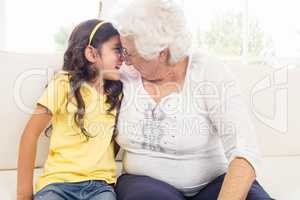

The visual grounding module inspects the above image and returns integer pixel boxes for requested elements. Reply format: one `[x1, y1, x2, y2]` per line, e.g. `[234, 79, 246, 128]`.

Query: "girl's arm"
[17, 105, 52, 200]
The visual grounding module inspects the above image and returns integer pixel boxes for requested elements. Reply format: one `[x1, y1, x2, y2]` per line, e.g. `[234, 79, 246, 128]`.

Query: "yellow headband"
[88, 21, 107, 46]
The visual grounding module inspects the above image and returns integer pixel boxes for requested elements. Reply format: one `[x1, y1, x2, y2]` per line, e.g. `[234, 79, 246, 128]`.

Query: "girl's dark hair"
[47, 19, 123, 139]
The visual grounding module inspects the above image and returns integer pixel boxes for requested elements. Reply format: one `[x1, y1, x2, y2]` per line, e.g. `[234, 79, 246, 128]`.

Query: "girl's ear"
[84, 45, 97, 63]
[159, 48, 170, 64]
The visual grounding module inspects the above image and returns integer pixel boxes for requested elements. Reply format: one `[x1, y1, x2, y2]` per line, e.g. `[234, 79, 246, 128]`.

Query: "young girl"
[17, 19, 123, 200]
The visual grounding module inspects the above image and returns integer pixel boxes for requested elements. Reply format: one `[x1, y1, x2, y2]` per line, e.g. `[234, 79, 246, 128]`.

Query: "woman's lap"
[190, 174, 273, 200]
[116, 174, 273, 200]
[116, 174, 185, 200]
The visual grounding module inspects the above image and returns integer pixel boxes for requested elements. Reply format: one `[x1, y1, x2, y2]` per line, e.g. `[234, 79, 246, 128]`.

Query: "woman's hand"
[217, 157, 256, 200]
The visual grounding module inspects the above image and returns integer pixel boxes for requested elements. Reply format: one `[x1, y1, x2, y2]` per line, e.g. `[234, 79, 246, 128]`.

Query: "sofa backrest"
[0, 51, 60, 169]
[231, 64, 299, 156]
[0, 51, 299, 170]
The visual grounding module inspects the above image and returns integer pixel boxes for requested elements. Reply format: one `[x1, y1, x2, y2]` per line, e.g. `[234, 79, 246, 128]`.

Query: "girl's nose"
[120, 53, 124, 62]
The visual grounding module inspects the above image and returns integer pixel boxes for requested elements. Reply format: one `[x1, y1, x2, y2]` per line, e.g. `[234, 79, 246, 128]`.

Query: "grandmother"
[112, 0, 273, 199]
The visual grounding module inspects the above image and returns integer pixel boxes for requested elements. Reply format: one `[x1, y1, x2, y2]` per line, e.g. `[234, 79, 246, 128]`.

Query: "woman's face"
[120, 37, 167, 81]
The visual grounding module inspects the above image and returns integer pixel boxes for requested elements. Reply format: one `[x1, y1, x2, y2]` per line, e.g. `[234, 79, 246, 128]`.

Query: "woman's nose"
[121, 54, 132, 65]
[124, 59, 132, 66]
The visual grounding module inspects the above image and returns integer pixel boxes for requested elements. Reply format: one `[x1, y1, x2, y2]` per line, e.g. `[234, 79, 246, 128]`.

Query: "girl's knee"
[90, 191, 116, 200]
[34, 190, 65, 200]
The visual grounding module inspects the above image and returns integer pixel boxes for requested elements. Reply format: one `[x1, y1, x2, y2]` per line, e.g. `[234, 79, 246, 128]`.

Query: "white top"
[116, 49, 261, 196]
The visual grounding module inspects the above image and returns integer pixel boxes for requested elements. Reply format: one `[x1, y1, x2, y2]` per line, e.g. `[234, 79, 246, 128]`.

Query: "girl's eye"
[114, 47, 122, 53]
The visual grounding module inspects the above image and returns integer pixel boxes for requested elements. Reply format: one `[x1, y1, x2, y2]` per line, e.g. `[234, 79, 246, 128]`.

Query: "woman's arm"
[17, 105, 52, 200]
[201, 60, 261, 200]
[217, 157, 256, 200]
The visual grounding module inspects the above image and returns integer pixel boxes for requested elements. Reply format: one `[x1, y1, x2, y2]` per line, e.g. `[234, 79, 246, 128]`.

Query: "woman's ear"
[84, 45, 97, 63]
[159, 48, 170, 64]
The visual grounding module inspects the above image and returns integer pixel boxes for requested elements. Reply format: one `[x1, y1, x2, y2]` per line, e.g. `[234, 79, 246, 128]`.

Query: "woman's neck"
[147, 56, 189, 86]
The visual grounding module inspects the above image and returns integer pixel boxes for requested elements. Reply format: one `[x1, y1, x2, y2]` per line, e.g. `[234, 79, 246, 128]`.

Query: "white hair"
[111, 0, 192, 64]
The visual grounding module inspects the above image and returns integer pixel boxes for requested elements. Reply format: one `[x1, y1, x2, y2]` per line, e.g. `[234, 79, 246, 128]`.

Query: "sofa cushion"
[1, 161, 123, 199]
[1, 157, 299, 200]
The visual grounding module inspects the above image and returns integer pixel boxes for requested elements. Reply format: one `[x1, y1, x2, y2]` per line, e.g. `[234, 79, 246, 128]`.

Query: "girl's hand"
[16, 193, 33, 200]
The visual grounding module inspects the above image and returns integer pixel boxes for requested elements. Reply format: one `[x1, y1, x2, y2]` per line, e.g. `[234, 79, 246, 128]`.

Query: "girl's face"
[95, 35, 123, 80]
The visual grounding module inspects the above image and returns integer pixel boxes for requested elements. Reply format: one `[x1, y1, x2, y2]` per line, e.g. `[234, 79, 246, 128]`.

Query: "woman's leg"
[190, 174, 274, 200]
[116, 174, 186, 200]
[187, 174, 225, 200]
[246, 181, 274, 200]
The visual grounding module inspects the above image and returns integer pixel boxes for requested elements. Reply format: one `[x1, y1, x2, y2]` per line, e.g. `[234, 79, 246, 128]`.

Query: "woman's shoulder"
[189, 48, 234, 82]
[190, 49, 222, 70]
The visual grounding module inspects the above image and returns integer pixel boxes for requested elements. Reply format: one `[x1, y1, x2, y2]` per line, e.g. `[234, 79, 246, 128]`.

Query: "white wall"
[100, 0, 116, 18]
[0, 0, 6, 49]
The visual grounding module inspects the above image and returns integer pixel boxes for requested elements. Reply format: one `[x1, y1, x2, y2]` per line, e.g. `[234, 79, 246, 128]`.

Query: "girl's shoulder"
[47, 70, 71, 95]
[38, 70, 71, 114]
[52, 70, 71, 89]
[53, 70, 70, 81]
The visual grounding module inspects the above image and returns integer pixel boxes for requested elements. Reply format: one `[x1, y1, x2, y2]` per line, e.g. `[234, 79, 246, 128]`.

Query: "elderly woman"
[112, 0, 273, 199]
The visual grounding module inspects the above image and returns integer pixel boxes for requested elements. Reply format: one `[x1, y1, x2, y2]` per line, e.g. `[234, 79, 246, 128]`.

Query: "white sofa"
[1, 51, 299, 200]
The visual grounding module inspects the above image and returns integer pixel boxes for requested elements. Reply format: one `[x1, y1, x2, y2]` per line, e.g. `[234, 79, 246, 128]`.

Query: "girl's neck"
[88, 77, 104, 94]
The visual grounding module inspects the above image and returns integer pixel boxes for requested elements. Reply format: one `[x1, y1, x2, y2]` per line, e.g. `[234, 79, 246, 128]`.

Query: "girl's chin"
[103, 74, 121, 81]
[101, 68, 121, 81]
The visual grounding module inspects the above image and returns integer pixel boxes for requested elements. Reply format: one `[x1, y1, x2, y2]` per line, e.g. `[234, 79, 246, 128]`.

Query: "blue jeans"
[34, 180, 116, 200]
[116, 174, 274, 200]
